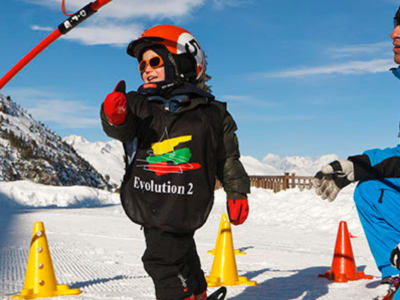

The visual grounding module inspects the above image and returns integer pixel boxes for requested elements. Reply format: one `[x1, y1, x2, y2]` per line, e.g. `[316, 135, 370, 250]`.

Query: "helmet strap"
[168, 53, 197, 83]
[167, 53, 185, 83]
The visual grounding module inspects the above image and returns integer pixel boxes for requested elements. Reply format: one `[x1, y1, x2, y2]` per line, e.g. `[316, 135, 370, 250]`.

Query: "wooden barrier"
[215, 173, 314, 193]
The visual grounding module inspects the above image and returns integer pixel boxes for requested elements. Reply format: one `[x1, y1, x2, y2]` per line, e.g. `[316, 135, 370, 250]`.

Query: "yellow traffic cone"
[206, 213, 257, 287]
[208, 213, 246, 256]
[12, 221, 81, 299]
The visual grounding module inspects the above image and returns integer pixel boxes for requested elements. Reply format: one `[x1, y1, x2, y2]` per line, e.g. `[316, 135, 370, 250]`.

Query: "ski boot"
[176, 287, 227, 300]
[183, 290, 207, 300]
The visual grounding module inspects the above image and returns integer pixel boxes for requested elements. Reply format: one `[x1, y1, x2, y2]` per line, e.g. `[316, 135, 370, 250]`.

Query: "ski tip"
[207, 286, 227, 300]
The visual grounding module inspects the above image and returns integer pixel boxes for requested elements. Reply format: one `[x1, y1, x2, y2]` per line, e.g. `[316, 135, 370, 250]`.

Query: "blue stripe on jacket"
[363, 145, 400, 167]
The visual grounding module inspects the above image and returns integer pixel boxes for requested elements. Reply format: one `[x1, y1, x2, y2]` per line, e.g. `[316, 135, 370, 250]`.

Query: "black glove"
[391, 243, 400, 270]
[313, 160, 355, 201]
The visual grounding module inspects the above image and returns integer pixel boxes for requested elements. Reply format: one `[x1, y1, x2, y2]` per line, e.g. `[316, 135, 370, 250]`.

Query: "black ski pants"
[142, 227, 207, 300]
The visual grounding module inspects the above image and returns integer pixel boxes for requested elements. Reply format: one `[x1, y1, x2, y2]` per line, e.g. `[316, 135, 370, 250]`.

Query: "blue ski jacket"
[348, 145, 400, 185]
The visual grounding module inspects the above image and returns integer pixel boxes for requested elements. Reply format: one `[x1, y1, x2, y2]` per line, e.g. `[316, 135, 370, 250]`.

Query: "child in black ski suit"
[100, 24, 250, 300]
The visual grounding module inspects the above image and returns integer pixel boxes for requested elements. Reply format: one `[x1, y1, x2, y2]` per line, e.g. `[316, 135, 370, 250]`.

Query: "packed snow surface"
[0, 181, 389, 299]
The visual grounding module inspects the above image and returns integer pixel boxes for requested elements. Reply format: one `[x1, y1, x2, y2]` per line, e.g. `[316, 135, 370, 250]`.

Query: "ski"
[207, 287, 227, 300]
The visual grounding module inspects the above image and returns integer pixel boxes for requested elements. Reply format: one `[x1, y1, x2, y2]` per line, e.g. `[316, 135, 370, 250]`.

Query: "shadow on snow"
[228, 265, 371, 300]
[0, 191, 24, 247]
[70, 274, 147, 289]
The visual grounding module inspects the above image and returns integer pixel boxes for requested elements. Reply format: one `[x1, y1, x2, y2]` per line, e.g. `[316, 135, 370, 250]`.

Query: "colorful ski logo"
[141, 134, 201, 176]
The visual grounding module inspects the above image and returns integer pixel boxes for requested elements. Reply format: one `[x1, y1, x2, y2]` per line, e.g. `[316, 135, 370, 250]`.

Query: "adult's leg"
[354, 180, 400, 278]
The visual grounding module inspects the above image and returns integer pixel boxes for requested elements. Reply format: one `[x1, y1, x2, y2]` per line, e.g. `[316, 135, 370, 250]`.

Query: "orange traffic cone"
[208, 213, 246, 256]
[206, 213, 257, 287]
[319, 221, 373, 282]
[12, 221, 81, 299]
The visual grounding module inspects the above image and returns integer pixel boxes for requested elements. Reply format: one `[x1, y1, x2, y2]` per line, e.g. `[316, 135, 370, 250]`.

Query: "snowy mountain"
[257, 153, 341, 176]
[0, 94, 109, 189]
[64, 135, 341, 184]
[64, 135, 124, 187]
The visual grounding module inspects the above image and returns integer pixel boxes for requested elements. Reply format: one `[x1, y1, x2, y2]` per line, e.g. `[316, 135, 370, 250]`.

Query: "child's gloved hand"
[103, 80, 127, 125]
[227, 197, 249, 225]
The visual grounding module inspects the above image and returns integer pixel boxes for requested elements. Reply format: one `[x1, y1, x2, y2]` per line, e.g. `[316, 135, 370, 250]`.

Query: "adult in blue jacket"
[314, 146, 400, 280]
[314, 6, 400, 287]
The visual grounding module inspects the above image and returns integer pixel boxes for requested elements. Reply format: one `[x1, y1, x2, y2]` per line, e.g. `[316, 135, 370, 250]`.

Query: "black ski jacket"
[100, 90, 250, 232]
[348, 145, 400, 181]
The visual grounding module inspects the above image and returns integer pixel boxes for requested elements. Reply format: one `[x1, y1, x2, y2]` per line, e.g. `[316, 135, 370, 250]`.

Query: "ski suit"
[100, 85, 250, 299]
[349, 145, 400, 278]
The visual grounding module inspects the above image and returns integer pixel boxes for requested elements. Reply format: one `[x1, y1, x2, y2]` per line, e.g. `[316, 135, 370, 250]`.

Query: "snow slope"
[0, 181, 390, 299]
[0, 181, 119, 208]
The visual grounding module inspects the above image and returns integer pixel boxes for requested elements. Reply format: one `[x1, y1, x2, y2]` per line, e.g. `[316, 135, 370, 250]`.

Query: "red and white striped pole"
[0, 0, 112, 89]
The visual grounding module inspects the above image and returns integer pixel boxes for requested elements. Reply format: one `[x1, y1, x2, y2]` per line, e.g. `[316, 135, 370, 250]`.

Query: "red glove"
[227, 198, 249, 225]
[103, 80, 127, 125]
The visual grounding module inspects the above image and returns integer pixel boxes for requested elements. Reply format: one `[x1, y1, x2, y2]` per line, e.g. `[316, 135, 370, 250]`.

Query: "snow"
[0, 181, 390, 299]
[239, 155, 281, 175]
[0, 181, 119, 208]
[64, 135, 124, 186]
[259, 153, 341, 176]
[0, 95, 107, 187]
[0, 128, 388, 299]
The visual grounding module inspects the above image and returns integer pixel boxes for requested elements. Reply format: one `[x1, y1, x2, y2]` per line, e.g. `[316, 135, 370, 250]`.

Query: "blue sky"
[1, 0, 399, 160]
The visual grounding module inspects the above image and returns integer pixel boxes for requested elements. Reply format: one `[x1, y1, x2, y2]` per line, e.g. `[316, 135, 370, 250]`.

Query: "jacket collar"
[391, 66, 400, 80]
[137, 80, 214, 101]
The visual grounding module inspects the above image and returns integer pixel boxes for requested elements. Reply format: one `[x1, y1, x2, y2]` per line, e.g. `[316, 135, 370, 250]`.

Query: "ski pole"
[0, 0, 112, 90]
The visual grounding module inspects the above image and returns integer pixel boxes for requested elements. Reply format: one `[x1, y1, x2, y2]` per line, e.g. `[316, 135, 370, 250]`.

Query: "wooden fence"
[216, 173, 314, 193]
